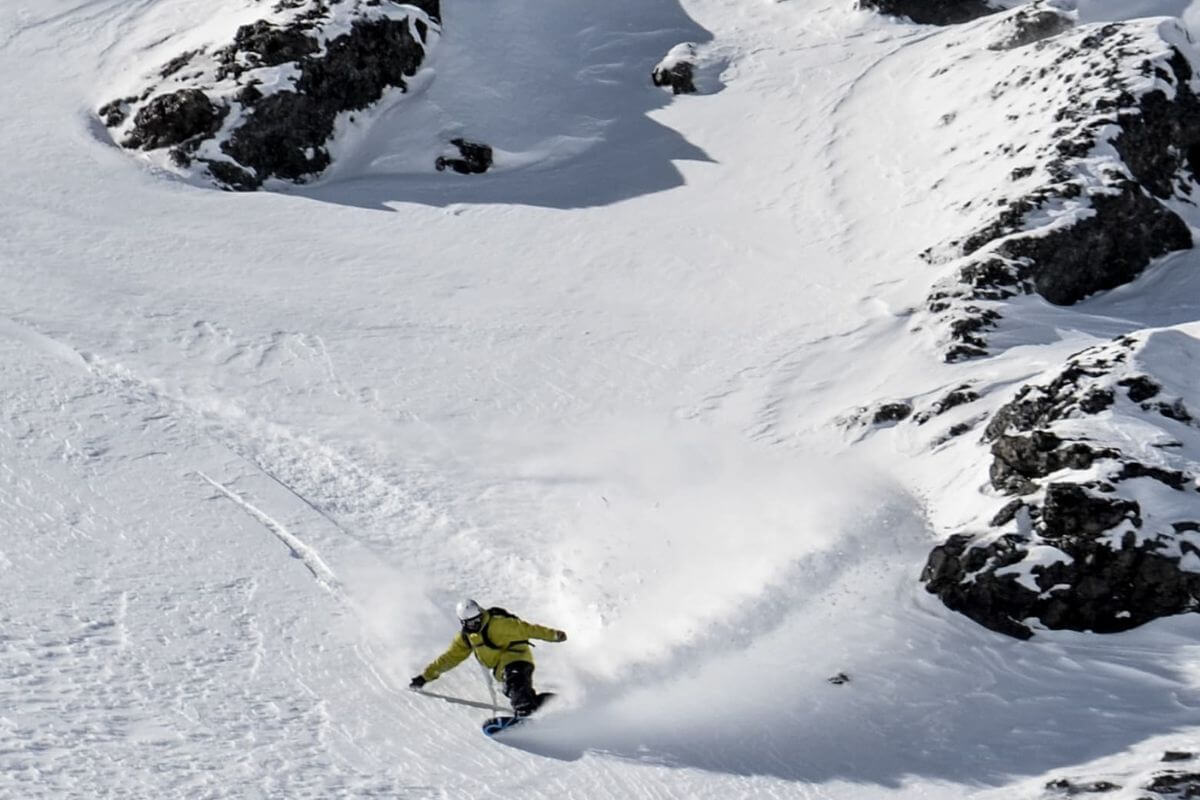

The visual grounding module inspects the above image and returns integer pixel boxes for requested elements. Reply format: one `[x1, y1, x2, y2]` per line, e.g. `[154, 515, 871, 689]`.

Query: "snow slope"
[4, 0, 1200, 798]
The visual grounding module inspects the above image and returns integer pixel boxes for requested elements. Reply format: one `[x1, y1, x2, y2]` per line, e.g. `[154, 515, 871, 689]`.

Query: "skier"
[409, 599, 567, 716]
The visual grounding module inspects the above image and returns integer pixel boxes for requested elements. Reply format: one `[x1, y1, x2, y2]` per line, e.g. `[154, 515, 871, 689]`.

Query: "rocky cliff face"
[917, 4, 1200, 361]
[922, 328, 1200, 638]
[99, 0, 439, 190]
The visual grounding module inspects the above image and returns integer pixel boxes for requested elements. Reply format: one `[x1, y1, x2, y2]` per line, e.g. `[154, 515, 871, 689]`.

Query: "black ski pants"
[502, 661, 538, 716]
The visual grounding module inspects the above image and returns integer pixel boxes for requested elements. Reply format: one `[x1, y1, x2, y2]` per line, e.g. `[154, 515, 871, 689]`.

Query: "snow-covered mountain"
[5, 0, 1200, 798]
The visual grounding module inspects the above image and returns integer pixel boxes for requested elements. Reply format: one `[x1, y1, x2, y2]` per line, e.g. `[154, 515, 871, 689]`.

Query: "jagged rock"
[846, 386, 982, 437]
[1145, 772, 1200, 796]
[989, 434, 1118, 496]
[435, 138, 493, 175]
[653, 61, 696, 95]
[987, 4, 1073, 50]
[1120, 375, 1161, 403]
[1163, 752, 1196, 763]
[856, 0, 1001, 26]
[215, 21, 319, 79]
[123, 89, 229, 151]
[1040, 482, 1140, 539]
[997, 182, 1192, 306]
[1045, 777, 1122, 794]
[990, 499, 1025, 527]
[99, 0, 438, 189]
[922, 533, 1040, 639]
[1041, 777, 1123, 796]
[914, 384, 980, 423]
[945, 421, 975, 438]
[159, 49, 202, 79]
[873, 402, 913, 424]
[923, 329, 1200, 638]
[924, 520, 1200, 637]
[98, 96, 137, 128]
[205, 160, 259, 191]
[225, 17, 426, 187]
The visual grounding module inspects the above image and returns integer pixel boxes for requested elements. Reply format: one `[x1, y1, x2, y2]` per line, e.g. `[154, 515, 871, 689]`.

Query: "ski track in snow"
[195, 470, 344, 594]
[5, 0, 1200, 798]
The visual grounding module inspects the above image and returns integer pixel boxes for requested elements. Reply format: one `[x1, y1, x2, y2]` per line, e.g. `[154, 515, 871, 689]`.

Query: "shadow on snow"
[293, 0, 716, 211]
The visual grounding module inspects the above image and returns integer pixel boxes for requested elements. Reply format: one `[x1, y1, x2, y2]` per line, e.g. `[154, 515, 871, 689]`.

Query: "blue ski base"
[481, 692, 555, 736]
[482, 715, 524, 736]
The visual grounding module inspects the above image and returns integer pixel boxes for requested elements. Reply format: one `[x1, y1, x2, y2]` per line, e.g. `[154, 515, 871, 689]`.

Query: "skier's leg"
[502, 662, 538, 716]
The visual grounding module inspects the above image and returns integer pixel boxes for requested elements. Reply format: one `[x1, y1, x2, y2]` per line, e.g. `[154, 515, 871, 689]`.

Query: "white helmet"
[456, 598, 484, 622]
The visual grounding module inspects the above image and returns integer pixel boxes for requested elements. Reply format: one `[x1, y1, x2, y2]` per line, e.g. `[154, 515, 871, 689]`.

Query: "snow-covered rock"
[916, 3, 1200, 361]
[98, 0, 440, 190]
[922, 325, 1200, 638]
[652, 43, 698, 95]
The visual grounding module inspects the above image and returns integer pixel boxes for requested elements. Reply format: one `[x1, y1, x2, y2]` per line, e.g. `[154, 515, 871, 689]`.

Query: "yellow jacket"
[421, 610, 563, 681]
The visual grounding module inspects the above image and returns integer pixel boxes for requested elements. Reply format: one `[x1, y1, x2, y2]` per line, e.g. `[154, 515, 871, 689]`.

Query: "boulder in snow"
[435, 138, 493, 175]
[653, 43, 698, 95]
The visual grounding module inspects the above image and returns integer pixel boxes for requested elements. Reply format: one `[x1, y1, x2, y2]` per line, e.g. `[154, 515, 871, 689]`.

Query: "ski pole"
[477, 660, 500, 714]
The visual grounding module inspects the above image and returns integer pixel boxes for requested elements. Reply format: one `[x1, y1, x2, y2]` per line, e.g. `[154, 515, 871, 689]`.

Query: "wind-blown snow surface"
[4, 0, 1200, 798]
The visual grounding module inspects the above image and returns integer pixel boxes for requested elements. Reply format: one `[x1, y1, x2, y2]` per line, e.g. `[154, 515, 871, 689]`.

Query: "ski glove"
[553, 630, 567, 642]
[409, 675, 427, 690]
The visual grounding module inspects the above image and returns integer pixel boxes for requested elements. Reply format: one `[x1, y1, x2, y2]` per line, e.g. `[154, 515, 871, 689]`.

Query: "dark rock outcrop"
[1145, 772, 1200, 797]
[435, 138, 493, 175]
[123, 89, 229, 151]
[217, 21, 319, 77]
[856, 0, 1001, 26]
[922, 330, 1200, 638]
[653, 61, 696, 95]
[873, 402, 913, 424]
[99, 1, 439, 190]
[840, 384, 984, 442]
[1039, 755, 1200, 798]
[221, 18, 426, 185]
[652, 43, 699, 95]
[986, 3, 1073, 50]
[1044, 777, 1121, 794]
[995, 182, 1192, 306]
[652, 61, 700, 95]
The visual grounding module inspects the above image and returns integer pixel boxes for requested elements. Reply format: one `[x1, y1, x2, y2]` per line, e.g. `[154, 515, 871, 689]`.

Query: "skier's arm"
[421, 634, 472, 681]
[494, 617, 567, 643]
